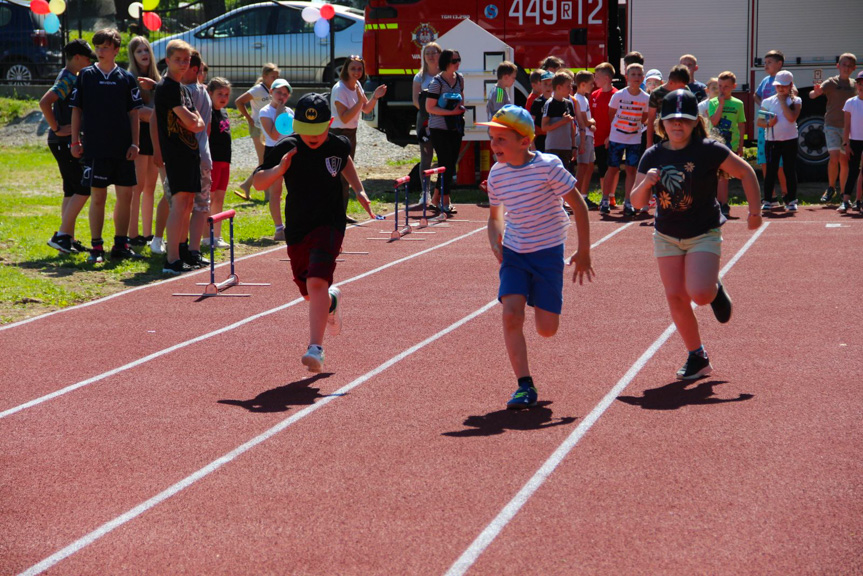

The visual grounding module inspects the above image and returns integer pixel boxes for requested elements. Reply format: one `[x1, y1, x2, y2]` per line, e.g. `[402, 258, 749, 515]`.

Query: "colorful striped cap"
[476, 104, 535, 141]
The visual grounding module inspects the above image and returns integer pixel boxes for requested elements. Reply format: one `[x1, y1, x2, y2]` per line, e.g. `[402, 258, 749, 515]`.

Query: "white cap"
[772, 70, 793, 86]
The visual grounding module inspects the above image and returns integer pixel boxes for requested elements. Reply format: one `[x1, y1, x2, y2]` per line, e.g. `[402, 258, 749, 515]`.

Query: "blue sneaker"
[506, 385, 538, 410]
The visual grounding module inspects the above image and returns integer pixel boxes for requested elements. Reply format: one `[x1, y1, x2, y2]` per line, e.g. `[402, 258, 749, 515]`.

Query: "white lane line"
[16, 225, 632, 576]
[0, 226, 488, 421]
[444, 223, 770, 576]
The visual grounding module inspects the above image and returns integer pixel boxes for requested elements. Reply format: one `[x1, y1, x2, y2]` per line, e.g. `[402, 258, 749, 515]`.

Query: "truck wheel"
[797, 115, 828, 182]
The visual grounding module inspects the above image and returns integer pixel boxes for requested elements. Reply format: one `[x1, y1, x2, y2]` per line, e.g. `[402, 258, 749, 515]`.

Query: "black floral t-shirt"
[638, 138, 730, 239]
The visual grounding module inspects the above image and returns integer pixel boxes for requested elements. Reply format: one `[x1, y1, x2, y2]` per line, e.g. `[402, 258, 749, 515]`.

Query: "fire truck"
[361, 0, 619, 146]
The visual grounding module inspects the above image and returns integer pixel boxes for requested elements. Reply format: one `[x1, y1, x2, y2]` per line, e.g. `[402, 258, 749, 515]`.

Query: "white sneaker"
[761, 201, 778, 211]
[327, 286, 342, 336]
[786, 200, 798, 212]
[214, 237, 230, 249]
[302, 345, 324, 373]
[150, 237, 165, 254]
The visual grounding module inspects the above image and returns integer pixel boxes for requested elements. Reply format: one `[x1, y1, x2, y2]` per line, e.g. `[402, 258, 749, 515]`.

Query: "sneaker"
[599, 200, 610, 214]
[786, 200, 798, 212]
[761, 200, 779, 211]
[213, 237, 230, 249]
[720, 203, 731, 217]
[327, 286, 342, 336]
[150, 237, 166, 254]
[710, 280, 732, 324]
[130, 235, 147, 247]
[837, 200, 852, 213]
[855, 200, 863, 212]
[820, 187, 835, 203]
[301, 344, 325, 373]
[179, 243, 202, 269]
[110, 244, 146, 260]
[584, 197, 599, 210]
[87, 247, 105, 264]
[191, 250, 210, 267]
[274, 227, 285, 241]
[622, 202, 635, 217]
[676, 351, 713, 380]
[609, 195, 617, 208]
[162, 258, 191, 275]
[48, 233, 73, 254]
[345, 215, 359, 225]
[506, 384, 538, 410]
[71, 239, 88, 253]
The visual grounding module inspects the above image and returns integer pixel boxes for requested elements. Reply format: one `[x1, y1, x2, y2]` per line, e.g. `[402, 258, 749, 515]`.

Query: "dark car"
[0, 0, 62, 85]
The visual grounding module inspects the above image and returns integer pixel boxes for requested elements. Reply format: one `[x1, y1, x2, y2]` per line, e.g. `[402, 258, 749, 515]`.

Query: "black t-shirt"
[259, 134, 351, 245]
[530, 95, 548, 152]
[688, 81, 708, 103]
[209, 107, 231, 163]
[638, 138, 730, 239]
[70, 64, 142, 159]
[154, 76, 199, 166]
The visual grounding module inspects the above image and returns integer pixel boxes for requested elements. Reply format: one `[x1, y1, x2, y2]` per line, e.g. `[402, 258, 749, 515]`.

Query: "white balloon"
[301, 6, 320, 23]
[128, 1, 144, 18]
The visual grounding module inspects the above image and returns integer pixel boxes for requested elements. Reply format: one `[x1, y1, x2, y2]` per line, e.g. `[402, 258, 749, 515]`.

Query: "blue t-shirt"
[48, 68, 77, 143]
[70, 64, 142, 159]
[756, 76, 777, 101]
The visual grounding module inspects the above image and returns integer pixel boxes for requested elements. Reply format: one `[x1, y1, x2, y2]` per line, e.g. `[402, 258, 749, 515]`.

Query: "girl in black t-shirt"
[631, 89, 762, 380]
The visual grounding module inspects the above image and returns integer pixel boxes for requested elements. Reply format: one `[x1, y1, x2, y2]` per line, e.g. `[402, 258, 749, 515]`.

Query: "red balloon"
[320, 4, 335, 20]
[30, 0, 50, 15]
[142, 11, 162, 31]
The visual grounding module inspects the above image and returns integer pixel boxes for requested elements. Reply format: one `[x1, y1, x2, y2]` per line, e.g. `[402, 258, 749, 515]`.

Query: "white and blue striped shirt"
[487, 152, 576, 253]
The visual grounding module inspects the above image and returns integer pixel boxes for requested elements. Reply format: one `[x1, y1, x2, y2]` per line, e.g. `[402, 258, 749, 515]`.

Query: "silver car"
[151, 1, 364, 85]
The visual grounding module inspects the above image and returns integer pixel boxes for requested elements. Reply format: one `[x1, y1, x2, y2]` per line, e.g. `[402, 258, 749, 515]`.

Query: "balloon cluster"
[128, 0, 162, 31]
[30, 0, 63, 33]
[301, 3, 336, 39]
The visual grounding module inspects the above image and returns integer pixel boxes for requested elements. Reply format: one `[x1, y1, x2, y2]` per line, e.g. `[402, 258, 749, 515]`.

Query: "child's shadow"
[218, 373, 333, 413]
[617, 379, 753, 411]
[441, 402, 577, 437]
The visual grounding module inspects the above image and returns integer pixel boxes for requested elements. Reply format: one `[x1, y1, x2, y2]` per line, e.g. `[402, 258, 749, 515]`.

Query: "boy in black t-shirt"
[151, 39, 205, 274]
[253, 93, 379, 373]
[529, 70, 553, 152]
[69, 29, 143, 263]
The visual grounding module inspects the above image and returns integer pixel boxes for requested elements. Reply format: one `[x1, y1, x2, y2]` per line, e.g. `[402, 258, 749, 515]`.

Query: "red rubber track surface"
[1, 205, 860, 575]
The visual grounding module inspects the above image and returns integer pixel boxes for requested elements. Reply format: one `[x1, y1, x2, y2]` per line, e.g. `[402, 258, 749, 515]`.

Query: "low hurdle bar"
[420, 167, 449, 228]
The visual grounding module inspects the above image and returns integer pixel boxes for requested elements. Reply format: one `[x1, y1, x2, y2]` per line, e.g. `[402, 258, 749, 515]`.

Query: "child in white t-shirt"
[840, 71, 863, 212]
[758, 70, 801, 211]
[235, 63, 279, 200]
[258, 78, 292, 239]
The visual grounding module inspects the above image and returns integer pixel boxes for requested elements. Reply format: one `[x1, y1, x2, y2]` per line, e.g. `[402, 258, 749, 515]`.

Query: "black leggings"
[764, 138, 797, 202]
[430, 128, 463, 197]
[843, 139, 863, 198]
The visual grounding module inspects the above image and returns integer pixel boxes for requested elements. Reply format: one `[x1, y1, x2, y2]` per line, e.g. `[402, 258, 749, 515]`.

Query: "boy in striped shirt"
[486, 61, 517, 120]
[478, 105, 594, 410]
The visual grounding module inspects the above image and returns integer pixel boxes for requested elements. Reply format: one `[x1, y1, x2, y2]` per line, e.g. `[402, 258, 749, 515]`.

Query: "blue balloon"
[44, 13, 60, 34]
[314, 17, 329, 39]
[275, 110, 294, 135]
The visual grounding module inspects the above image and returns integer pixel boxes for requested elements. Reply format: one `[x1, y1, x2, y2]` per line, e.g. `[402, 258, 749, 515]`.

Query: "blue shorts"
[757, 127, 783, 166]
[498, 244, 565, 314]
[607, 141, 642, 168]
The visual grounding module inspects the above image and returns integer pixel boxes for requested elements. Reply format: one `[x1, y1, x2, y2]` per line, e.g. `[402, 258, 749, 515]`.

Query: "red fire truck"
[362, 0, 621, 145]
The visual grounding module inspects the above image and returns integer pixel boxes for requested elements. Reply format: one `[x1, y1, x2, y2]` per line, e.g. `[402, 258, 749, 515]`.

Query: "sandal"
[234, 190, 252, 200]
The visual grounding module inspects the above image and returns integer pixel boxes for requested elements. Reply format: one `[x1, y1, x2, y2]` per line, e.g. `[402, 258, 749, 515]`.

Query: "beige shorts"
[824, 125, 845, 152]
[250, 124, 263, 140]
[654, 228, 722, 258]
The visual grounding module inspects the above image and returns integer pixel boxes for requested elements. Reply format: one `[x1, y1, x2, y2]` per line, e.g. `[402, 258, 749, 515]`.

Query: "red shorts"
[286, 226, 344, 296]
[211, 161, 230, 192]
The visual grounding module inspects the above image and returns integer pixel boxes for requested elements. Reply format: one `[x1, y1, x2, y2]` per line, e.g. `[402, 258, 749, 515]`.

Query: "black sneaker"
[162, 258, 192, 275]
[710, 281, 732, 323]
[622, 202, 635, 217]
[48, 233, 73, 254]
[71, 239, 88, 253]
[130, 235, 148, 246]
[599, 200, 610, 214]
[87, 247, 105, 264]
[179, 243, 202, 269]
[584, 197, 600, 210]
[856, 200, 863, 212]
[720, 203, 731, 217]
[676, 352, 713, 380]
[189, 250, 210, 268]
[110, 244, 146, 260]
[820, 187, 835, 203]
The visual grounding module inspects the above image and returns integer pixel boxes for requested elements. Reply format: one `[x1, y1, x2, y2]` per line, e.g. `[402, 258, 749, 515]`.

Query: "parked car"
[0, 0, 62, 85]
[151, 1, 364, 86]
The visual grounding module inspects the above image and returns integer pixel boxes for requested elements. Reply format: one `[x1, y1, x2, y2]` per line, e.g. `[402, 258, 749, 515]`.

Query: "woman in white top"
[235, 62, 279, 200]
[330, 55, 387, 222]
[412, 42, 441, 207]
[258, 78, 292, 239]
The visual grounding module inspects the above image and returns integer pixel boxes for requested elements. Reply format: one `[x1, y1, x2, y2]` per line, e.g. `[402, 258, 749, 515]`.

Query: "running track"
[1, 205, 861, 575]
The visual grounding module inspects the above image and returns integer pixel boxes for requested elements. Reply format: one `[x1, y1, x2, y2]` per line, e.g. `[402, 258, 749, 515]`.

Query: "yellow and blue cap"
[476, 104, 535, 141]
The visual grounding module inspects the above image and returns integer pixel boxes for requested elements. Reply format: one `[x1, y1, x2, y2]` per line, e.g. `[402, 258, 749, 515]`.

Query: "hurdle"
[173, 209, 270, 298]
[420, 167, 450, 228]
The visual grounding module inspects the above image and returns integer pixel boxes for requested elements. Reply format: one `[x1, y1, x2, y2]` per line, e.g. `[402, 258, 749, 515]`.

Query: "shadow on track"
[617, 379, 753, 411]
[441, 401, 577, 437]
[218, 373, 334, 413]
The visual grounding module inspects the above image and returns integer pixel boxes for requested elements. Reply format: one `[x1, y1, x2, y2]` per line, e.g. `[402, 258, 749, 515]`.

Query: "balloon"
[275, 110, 294, 135]
[48, 0, 65, 15]
[314, 17, 329, 38]
[319, 4, 334, 19]
[142, 0, 159, 11]
[301, 6, 320, 23]
[30, 0, 50, 15]
[43, 12, 60, 33]
[142, 11, 161, 31]
[127, 1, 143, 17]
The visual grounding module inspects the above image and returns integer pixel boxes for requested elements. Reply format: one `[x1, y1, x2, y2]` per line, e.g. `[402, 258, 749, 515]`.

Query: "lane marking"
[0, 226, 488, 421]
[444, 223, 769, 576]
[16, 225, 632, 576]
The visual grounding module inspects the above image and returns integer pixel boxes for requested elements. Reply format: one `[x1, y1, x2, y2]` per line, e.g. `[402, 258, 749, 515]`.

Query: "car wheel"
[797, 115, 828, 182]
[323, 58, 345, 84]
[5, 62, 34, 86]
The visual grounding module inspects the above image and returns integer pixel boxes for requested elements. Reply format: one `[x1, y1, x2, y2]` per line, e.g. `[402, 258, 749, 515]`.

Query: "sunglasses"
[451, 58, 461, 63]
[349, 54, 364, 62]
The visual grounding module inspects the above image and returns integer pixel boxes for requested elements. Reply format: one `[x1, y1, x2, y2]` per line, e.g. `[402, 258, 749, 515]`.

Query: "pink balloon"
[30, 0, 50, 15]
[320, 4, 335, 20]
[142, 11, 162, 31]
